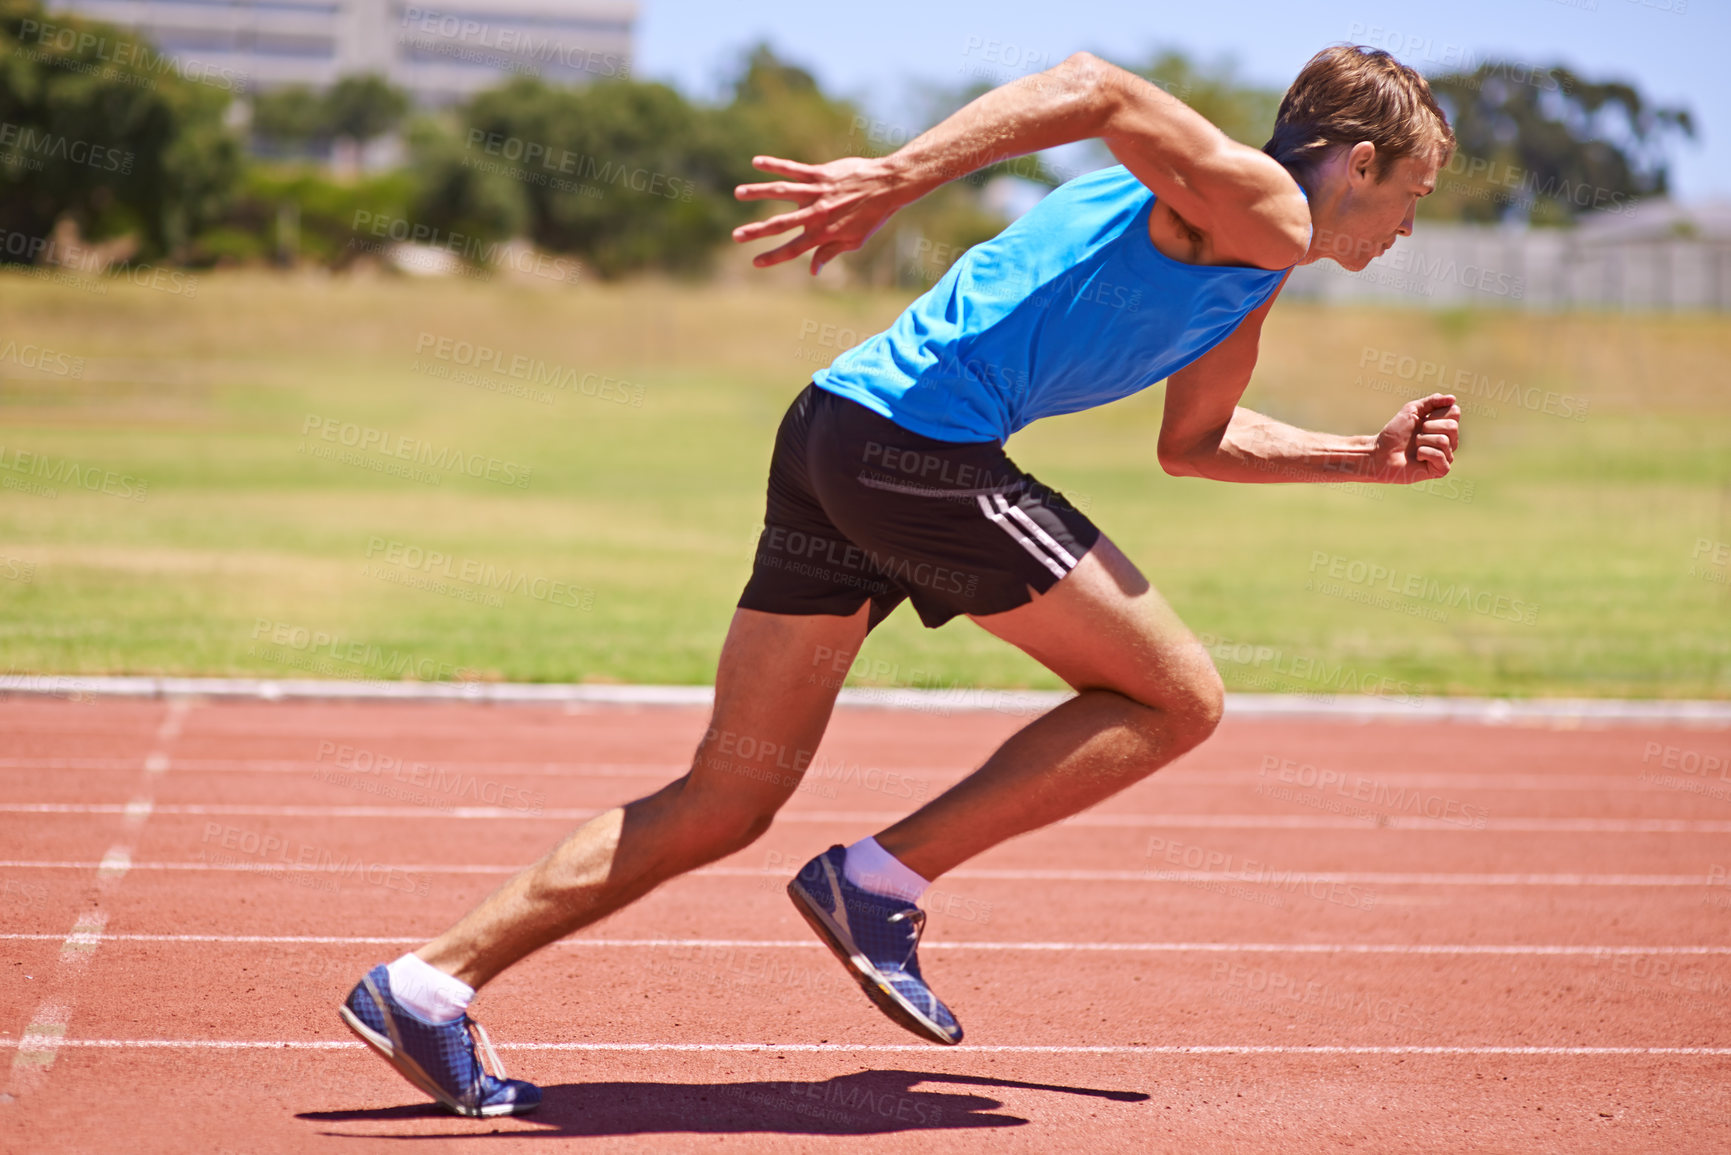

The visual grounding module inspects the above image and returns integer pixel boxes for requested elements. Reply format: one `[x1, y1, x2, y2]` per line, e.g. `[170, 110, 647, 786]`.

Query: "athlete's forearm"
[882, 53, 1193, 198]
[735, 48, 1300, 272]
[1166, 407, 1381, 484]
[880, 54, 1304, 266]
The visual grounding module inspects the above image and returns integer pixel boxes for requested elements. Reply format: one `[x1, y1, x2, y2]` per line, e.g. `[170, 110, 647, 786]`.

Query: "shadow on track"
[298, 1068, 1150, 1137]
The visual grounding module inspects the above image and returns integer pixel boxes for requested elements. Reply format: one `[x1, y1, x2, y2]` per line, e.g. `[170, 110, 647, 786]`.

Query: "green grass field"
[2, 267, 1727, 697]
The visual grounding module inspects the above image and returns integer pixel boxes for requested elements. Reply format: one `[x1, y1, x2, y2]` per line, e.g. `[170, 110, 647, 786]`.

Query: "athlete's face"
[1307, 143, 1440, 272]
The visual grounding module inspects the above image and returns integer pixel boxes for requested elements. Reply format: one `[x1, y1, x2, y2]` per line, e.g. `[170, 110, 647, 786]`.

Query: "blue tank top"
[812, 165, 1297, 443]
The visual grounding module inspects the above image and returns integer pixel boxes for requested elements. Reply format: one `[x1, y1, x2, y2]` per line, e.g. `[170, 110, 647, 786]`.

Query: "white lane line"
[0, 860, 523, 873]
[0, 1039, 1726, 1056]
[507, 1044, 1731, 1056]
[95, 846, 131, 882]
[3, 1003, 70, 1097]
[1, 911, 113, 1099]
[0, 860, 1720, 886]
[0, 700, 189, 1105]
[0, 758, 693, 777]
[4, 803, 1728, 834]
[0, 933, 433, 945]
[0, 758, 1706, 796]
[789, 812, 1731, 833]
[716, 867, 1731, 888]
[57, 913, 107, 966]
[0, 803, 591, 819]
[1205, 772, 1704, 792]
[5, 675, 1731, 725]
[0, 933, 1728, 956]
[1072, 815, 1731, 833]
[943, 869, 1725, 886]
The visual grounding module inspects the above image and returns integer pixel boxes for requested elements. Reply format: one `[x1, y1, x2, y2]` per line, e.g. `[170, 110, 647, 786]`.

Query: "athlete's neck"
[1283, 163, 1322, 266]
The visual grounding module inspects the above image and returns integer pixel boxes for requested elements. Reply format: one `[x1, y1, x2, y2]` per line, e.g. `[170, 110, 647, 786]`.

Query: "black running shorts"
[738, 384, 1102, 629]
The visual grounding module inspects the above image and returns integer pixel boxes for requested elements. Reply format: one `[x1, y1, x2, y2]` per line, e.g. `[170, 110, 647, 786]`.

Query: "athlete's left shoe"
[339, 964, 541, 1117]
[787, 844, 963, 1045]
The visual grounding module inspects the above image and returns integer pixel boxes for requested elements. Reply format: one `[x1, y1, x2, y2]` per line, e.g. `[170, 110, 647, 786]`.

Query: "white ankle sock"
[842, 836, 930, 904]
[385, 953, 474, 1024]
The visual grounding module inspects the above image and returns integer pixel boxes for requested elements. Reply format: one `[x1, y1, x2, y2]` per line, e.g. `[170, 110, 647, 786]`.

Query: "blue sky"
[635, 0, 1727, 202]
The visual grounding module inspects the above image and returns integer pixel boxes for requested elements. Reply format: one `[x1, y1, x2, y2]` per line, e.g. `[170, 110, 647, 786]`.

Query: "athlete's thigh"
[682, 605, 870, 811]
[968, 534, 1221, 713]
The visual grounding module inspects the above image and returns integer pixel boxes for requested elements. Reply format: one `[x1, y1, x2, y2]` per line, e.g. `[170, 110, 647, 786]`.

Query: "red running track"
[2, 697, 1730, 1153]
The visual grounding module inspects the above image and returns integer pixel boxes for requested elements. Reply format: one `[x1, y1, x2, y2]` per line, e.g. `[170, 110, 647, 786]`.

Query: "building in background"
[46, 0, 636, 104]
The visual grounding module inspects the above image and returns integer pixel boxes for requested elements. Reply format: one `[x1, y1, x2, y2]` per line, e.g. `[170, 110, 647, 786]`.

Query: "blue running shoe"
[339, 964, 541, 1117]
[787, 844, 962, 1045]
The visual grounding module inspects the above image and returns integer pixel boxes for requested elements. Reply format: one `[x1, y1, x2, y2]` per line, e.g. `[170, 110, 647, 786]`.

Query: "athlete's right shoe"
[339, 964, 541, 1117]
[787, 844, 963, 1045]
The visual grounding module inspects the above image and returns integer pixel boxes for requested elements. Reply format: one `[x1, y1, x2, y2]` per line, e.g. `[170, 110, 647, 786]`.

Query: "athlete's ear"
[1346, 141, 1378, 189]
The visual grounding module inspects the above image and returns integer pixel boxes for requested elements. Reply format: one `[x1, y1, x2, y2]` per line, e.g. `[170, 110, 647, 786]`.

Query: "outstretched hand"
[1370, 393, 1461, 482]
[732, 155, 912, 275]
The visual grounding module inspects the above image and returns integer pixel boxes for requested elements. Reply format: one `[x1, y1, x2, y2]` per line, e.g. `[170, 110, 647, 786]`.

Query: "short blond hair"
[1264, 46, 1455, 179]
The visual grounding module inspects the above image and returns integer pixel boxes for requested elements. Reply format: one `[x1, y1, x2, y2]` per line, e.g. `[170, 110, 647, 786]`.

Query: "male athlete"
[339, 45, 1462, 1115]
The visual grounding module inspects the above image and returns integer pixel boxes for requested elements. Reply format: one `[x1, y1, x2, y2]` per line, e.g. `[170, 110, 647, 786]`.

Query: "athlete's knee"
[669, 777, 781, 863]
[1116, 662, 1223, 751]
[704, 806, 777, 858]
[1169, 663, 1225, 747]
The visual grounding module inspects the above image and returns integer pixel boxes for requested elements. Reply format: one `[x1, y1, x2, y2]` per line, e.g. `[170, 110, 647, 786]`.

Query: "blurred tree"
[1423, 64, 1695, 225]
[0, 0, 241, 260]
[323, 74, 409, 144]
[250, 85, 327, 148]
[403, 115, 528, 252]
[252, 74, 408, 150]
[1126, 49, 1282, 148]
[454, 76, 756, 277]
[727, 42, 861, 169]
[200, 166, 416, 267]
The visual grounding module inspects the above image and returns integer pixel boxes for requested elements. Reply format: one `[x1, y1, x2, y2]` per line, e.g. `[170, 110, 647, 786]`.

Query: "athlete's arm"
[732, 52, 1310, 274]
[1158, 286, 1461, 485]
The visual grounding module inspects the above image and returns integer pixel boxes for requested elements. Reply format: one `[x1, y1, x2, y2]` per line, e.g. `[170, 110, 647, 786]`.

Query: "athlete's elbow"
[1048, 51, 1118, 124]
[1157, 443, 1206, 478]
[1056, 51, 1108, 89]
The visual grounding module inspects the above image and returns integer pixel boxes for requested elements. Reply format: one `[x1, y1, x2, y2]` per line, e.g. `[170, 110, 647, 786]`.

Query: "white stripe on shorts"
[1002, 496, 1080, 569]
[976, 494, 1071, 580]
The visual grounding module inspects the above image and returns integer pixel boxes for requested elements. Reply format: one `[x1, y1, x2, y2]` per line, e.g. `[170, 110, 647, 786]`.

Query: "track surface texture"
[2, 697, 1730, 1153]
